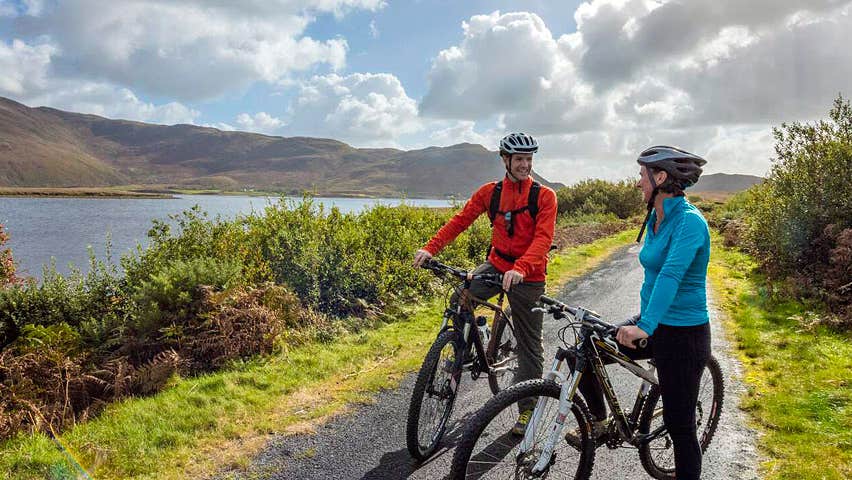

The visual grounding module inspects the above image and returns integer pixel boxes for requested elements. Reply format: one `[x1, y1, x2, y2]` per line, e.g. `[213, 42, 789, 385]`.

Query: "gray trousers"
[450, 262, 546, 412]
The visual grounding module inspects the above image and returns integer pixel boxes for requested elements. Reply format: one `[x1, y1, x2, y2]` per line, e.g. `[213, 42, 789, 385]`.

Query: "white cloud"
[285, 72, 420, 145]
[235, 112, 287, 135]
[429, 120, 497, 146]
[369, 20, 379, 38]
[418, 4, 852, 183]
[30, 83, 201, 125]
[0, 39, 198, 125]
[10, 0, 385, 101]
[0, 39, 55, 95]
[420, 11, 561, 119]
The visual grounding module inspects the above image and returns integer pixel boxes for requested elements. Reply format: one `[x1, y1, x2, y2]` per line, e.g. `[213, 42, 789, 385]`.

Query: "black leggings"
[578, 322, 711, 480]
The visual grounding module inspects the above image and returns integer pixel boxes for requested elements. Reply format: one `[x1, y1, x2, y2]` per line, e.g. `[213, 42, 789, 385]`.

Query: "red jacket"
[423, 176, 557, 282]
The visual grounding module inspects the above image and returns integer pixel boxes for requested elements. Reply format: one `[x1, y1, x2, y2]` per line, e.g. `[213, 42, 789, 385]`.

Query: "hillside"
[692, 173, 763, 192]
[0, 97, 562, 197]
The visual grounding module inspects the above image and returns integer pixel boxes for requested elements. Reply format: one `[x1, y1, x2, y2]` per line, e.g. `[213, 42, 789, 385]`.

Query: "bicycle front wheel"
[487, 314, 518, 395]
[638, 354, 725, 479]
[406, 329, 463, 461]
[450, 379, 596, 480]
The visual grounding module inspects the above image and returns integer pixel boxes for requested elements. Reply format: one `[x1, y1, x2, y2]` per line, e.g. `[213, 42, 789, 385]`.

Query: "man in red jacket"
[413, 132, 558, 434]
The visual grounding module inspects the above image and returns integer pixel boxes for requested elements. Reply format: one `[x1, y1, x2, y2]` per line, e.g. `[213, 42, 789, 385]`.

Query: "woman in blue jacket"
[575, 146, 710, 480]
[619, 145, 710, 479]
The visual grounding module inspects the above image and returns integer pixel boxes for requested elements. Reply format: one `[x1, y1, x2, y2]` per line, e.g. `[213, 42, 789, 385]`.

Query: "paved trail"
[217, 245, 760, 479]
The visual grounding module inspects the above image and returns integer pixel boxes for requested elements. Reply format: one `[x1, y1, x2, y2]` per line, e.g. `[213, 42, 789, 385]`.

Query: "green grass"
[0, 229, 637, 479]
[708, 233, 852, 480]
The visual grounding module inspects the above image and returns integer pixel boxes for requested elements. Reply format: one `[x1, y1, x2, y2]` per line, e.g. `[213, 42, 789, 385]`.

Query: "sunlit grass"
[708, 233, 852, 480]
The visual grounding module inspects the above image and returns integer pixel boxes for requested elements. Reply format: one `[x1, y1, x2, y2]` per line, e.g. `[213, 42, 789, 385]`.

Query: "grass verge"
[0, 228, 637, 479]
[708, 233, 852, 480]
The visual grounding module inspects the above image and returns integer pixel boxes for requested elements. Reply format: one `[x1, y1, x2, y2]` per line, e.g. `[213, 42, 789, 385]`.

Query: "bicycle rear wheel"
[638, 354, 725, 479]
[450, 379, 595, 480]
[487, 314, 518, 395]
[406, 329, 463, 461]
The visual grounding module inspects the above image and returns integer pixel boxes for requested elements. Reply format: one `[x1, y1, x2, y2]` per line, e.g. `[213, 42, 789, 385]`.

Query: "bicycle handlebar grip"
[539, 295, 558, 305]
[636, 337, 648, 349]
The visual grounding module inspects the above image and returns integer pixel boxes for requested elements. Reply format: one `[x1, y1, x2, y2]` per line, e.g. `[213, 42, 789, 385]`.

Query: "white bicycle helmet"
[500, 133, 538, 155]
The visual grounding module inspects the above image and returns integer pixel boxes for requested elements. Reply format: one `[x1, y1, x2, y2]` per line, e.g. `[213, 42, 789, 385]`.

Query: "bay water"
[0, 195, 452, 280]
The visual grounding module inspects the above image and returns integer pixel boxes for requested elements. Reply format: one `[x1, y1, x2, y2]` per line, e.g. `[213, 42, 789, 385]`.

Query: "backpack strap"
[488, 180, 502, 225]
[489, 180, 542, 224]
[528, 181, 541, 220]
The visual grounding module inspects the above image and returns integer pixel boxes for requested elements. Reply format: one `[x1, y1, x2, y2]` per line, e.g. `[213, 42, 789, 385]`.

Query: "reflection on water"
[0, 195, 452, 280]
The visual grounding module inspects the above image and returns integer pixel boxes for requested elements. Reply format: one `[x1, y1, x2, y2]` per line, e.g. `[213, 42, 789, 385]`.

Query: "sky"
[1, 0, 851, 184]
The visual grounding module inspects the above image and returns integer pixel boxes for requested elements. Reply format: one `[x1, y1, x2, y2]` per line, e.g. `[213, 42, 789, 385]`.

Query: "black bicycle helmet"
[500, 132, 539, 155]
[636, 145, 706, 188]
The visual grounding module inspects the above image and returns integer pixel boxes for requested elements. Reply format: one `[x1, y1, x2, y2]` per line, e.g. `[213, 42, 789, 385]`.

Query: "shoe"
[564, 418, 609, 449]
[511, 409, 533, 436]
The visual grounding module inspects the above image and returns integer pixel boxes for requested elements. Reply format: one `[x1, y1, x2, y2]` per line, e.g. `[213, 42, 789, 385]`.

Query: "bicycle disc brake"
[515, 449, 556, 479]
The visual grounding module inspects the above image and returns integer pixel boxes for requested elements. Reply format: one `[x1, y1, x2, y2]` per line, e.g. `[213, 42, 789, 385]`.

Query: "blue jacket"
[637, 196, 710, 335]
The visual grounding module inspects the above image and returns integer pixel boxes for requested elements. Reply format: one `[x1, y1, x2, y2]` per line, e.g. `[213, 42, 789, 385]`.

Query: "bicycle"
[406, 259, 520, 461]
[450, 294, 724, 479]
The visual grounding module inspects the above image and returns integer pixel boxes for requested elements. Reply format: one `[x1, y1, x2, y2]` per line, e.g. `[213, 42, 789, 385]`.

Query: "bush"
[0, 224, 16, 287]
[243, 198, 489, 316]
[556, 179, 643, 220]
[0, 248, 129, 355]
[0, 197, 491, 439]
[131, 256, 244, 347]
[738, 95, 852, 321]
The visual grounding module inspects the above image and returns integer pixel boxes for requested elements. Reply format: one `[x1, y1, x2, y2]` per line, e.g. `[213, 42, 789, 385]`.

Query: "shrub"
[0, 198, 491, 439]
[556, 179, 643, 220]
[131, 256, 243, 349]
[244, 198, 489, 316]
[738, 95, 852, 321]
[0, 248, 129, 355]
[0, 224, 16, 287]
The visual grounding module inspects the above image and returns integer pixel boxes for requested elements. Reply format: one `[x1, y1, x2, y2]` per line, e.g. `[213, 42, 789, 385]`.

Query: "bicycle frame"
[519, 312, 661, 474]
[437, 277, 512, 376]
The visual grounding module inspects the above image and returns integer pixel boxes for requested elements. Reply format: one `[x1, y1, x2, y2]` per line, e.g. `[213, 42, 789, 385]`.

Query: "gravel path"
[216, 245, 760, 479]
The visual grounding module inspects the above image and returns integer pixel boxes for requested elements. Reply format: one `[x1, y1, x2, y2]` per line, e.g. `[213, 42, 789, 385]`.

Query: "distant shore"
[0, 187, 174, 199]
[0, 185, 457, 200]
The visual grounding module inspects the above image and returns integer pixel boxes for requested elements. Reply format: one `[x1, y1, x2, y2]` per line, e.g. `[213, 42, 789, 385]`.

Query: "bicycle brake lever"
[531, 307, 547, 314]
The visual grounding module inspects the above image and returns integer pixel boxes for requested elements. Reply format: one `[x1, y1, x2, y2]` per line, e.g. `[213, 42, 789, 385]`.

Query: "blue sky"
[2, 0, 851, 182]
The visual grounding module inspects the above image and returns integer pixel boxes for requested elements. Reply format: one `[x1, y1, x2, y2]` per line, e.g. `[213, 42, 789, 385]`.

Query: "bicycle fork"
[519, 352, 584, 474]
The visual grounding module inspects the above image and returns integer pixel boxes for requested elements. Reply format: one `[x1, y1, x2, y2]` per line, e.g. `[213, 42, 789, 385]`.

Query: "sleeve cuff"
[637, 319, 656, 336]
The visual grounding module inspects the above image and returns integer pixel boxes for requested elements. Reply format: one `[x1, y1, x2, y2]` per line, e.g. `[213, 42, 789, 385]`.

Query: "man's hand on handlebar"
[413, 249, 433, 268]
[502, 269, 523, 292]
[616, 325, 649, 349]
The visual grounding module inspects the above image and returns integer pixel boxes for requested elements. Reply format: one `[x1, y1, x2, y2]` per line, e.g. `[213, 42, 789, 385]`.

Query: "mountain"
[0, 97, 562, 197]
[691, 173, 764, 192]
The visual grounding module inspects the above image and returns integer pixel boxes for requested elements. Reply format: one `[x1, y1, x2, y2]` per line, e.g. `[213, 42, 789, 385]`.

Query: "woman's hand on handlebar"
[413, 249, 433, 268]
[616, 325, 649, 349]
[502, 269, 523, 292]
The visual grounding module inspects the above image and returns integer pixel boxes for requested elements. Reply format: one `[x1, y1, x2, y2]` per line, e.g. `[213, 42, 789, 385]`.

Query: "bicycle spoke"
[460, 383, 589, 479]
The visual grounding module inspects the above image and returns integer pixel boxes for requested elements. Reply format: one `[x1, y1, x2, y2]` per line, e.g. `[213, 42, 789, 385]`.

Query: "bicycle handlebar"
[420, 259, 504, 286]
[537, 294, 648, 349]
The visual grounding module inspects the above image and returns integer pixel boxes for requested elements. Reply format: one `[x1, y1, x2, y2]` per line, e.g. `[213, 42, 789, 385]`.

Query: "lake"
[0, 195, 453, 280]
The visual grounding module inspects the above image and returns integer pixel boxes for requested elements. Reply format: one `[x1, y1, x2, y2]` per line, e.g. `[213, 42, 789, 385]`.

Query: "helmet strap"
[504, 154, 520, 182]
[636, 171, 660, 243]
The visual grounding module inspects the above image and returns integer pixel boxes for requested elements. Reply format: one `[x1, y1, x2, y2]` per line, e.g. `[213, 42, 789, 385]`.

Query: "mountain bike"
[406, 259, 520, 461]
[450, 294, 724, 479]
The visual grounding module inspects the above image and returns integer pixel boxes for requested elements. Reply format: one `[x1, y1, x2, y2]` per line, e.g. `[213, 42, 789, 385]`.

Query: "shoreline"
[0, 187, 174, 199]
[0, 186, 457, 201]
